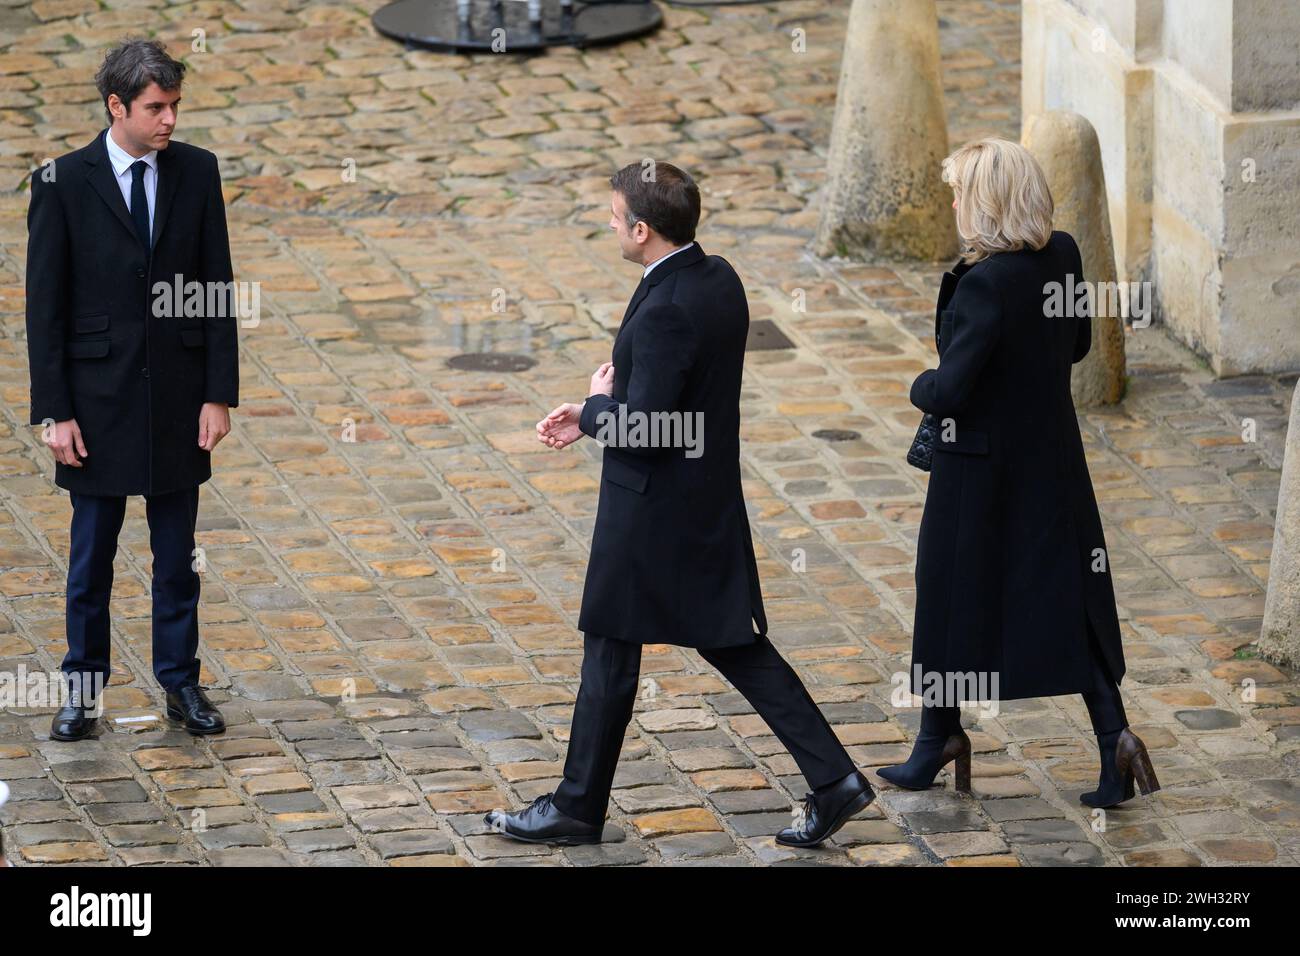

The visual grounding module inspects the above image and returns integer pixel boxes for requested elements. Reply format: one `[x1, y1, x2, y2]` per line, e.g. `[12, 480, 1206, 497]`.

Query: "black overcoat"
[577, 243, 768, 648]
[908, 230, 1125, 701]
[25, 129, 239, 496]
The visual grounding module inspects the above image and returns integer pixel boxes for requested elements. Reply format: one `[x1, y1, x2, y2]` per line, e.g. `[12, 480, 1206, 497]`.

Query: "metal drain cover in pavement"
[447, 352, 538, 372]
[812, 429, 861, 442]
[746, 319, 796, 351]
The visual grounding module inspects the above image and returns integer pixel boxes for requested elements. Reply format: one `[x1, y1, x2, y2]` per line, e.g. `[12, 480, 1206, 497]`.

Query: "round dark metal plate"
[447, 352, 538, 372]
[372, 0, 663, 53]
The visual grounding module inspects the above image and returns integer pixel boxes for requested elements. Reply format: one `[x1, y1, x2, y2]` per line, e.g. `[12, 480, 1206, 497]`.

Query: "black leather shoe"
[776, 770, 875, 848]
[165, 685, 226, 735]
[484, 793, 603, 845]
[50, 685, 101, 741]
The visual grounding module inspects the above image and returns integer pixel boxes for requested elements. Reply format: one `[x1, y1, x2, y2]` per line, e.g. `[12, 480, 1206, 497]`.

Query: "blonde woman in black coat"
[877, 139, 1160, 808]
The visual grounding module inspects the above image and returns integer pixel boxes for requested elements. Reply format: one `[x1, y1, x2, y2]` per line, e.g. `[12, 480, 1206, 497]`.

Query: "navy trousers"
[552, 631, 857, 827]
[64, 485, 202, 693]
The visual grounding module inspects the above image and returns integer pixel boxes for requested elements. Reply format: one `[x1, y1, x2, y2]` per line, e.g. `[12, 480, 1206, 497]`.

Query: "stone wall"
[1022, 0, 1300, 376]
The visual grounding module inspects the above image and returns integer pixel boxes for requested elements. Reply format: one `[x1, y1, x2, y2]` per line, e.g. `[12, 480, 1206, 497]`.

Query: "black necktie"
[130, 160, 151, 252]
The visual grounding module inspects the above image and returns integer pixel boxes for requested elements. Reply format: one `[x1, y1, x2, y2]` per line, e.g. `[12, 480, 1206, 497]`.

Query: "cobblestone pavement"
[0, 0, 1297, 867]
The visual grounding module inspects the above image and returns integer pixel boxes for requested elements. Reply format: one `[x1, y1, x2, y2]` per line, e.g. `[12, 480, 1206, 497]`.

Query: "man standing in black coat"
[485, 162, 874, 848]
[25, 38, 238, 740]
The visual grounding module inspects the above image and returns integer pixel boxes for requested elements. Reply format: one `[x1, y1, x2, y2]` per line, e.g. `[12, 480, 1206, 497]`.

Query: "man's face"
[111, 82, 181, 153]
[609, 191, 646, 264]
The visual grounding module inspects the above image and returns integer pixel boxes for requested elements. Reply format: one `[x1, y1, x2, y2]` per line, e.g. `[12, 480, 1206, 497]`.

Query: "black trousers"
[64, 486, 202, 693]
[1079, 613, 1128, 735]
[552, 631, 856, 827]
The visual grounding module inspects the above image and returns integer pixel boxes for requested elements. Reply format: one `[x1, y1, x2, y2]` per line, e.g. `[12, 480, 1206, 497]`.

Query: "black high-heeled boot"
[876, 706, 972, 792]
[1080, 727, 1160, 808]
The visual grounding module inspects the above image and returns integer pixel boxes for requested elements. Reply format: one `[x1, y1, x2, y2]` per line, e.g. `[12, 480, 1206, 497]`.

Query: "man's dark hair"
[94, 38, 186, 123]
[610, 161, 701, 245]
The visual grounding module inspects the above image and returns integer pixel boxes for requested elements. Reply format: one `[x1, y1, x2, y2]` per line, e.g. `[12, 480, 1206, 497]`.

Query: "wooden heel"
[953, 748, 972, 793]
[1129, 749, 1159, 795]
[1116, 728, 1161, 796]
[946, 730, 972, 793]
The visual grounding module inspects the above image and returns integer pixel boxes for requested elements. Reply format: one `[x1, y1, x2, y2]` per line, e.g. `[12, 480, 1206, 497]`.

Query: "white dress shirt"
[643, 241, 694, 278]
[104, 127, 157, 233]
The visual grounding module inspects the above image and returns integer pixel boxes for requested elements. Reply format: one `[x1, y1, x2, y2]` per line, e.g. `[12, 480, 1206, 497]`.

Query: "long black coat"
[908, 230, 1125, 701]
[25, 129, 239, 496]
[577, 243, 767, 648]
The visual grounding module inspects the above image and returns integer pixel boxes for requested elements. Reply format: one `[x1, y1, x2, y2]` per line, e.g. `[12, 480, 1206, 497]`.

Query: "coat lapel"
[936, 257, 974, 309]
[933, 256, 975, 345]
[618, 275, 652, 332]
[84, 130, 141, 249]
[613, 243, 706, 351]
[82, 129, 178, 253]
[151, 144, 181, 252]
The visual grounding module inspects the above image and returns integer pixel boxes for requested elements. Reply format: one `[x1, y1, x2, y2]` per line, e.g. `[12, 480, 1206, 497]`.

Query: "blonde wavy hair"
[942, 138, 1054, 264]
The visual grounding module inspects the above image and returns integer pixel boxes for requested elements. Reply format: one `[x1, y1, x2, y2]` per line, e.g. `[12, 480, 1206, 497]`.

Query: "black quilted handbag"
[907, 412, 939, 471]
[908, 303, 948, 472]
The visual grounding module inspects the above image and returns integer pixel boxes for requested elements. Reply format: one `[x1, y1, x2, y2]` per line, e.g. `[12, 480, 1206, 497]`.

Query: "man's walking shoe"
[484, 793, 603, 846]
[165, 685, 226, 735]
[776, 770, 876, 848]
[50, 684, 101, 741]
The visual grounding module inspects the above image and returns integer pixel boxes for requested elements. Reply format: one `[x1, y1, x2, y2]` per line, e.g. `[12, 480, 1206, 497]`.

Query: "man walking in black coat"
[25, 38, 238, 740]
[485, 162, 874, 848]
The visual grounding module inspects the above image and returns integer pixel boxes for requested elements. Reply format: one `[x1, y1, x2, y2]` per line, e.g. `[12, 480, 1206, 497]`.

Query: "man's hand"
[43, 418, 87, 467]
[537, 402, 585, 450]
[199, 402, 231, 451]
[589, 362, 615, 397]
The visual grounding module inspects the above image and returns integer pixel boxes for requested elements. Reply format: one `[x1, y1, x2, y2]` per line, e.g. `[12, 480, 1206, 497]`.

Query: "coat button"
[141, 367, 149, 378]
[135, 268, 145, 278]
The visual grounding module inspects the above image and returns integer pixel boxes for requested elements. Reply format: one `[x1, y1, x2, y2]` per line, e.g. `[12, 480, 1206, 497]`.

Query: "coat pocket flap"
[66, 338, 109, 359]
[934, 426, 988, 456]
[75, 312, 109, 333]
[603, 454, 649, 493]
